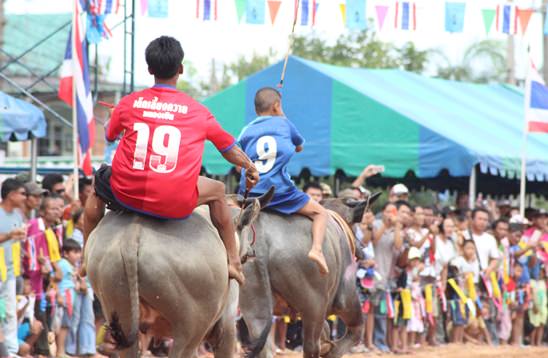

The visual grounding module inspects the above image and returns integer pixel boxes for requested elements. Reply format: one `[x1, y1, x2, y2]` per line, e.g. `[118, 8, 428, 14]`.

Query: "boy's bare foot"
[308, 250, 329, 275]
[228, 260, 245, 285]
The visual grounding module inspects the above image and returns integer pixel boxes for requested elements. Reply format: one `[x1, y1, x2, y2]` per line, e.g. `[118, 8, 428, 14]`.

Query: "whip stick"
[278, 0, 301, 88]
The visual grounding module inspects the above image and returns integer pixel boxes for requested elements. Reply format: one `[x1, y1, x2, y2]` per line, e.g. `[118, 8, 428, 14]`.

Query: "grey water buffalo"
[84, 191, 272, 358]
[238, 194, 379, 358]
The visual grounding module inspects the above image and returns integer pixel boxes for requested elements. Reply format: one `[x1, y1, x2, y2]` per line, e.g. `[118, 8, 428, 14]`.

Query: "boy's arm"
[222, 146, 259, 190]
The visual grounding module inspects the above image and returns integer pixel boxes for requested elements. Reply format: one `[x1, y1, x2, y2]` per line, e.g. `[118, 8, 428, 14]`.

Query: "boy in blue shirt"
[57, 239, 86, 357]
[238, 87, 328, 274]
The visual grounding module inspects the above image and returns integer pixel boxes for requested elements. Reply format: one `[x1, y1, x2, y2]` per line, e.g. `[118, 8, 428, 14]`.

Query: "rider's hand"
[245, 165, 259, 191]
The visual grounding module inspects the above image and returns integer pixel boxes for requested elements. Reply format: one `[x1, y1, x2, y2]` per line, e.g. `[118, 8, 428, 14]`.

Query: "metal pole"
[122, 1, 128, 94]
[0, 21, 71, 72]
[519, 130, 528, 217]
[468, 165, 476, 209]
[130, 0, 136, 92]
[30, 137, 38, 182]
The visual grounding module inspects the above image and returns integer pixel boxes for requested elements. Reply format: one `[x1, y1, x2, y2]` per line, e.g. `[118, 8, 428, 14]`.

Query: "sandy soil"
[277, 344, 548, 358]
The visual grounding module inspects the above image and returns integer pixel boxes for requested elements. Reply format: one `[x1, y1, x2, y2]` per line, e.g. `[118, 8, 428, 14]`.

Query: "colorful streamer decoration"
[45, 228, 61, 263]
[445, 2, 466, 33]
[346, 0, 367, 30]
[401, 288, 412, 320]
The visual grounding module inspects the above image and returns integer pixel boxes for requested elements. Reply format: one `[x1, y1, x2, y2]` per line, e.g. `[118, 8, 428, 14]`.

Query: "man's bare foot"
[228, 261, 245, 285]
[308, 250, 329, 275]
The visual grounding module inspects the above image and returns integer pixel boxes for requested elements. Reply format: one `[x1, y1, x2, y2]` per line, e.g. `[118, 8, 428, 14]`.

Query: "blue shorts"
[450, 300, 469, 326]
[249, 187, 310, 215]
[18, 321, 30, 345]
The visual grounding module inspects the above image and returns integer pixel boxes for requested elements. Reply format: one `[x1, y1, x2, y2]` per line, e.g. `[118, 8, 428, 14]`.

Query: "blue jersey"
[238, 116, 304, 196]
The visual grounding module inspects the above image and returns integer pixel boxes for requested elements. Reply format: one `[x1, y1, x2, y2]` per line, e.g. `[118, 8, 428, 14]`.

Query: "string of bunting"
[136, 0, 541, 37]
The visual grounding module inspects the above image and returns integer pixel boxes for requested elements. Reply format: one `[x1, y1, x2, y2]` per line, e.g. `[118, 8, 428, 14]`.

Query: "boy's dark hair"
[381, 201, 396, 211]
[145, 36, 184, 79]
[394, 200, 412, 211]
[72, 208, 84, 225]
[303, 182, 322, 192]
[62, 239, 82, 253]
[42, 174, 64, 192]
[462, 239, 476, 247]
[492, 218, 509, 230]
[1, 178, 24, 200]
[254, 87, 281, 114]
[78, 177, 92, 194]
[471, 207, 489, 219]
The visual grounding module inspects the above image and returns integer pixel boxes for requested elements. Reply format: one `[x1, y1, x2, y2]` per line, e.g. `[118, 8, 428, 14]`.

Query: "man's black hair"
[254, 87, 281, 114]
[62, 239, 82, 253]
[79, 177, 92, 193]
[471, 207, 489, 219]
[492, 218, 509, 230]
[42, 174, 64, 192]
[394, 200, 412, 211]
[145, 36, 184, 79]
[1, 178, 24, 200]
[303, 182, 322, 193]
[381, 201, 396, 211]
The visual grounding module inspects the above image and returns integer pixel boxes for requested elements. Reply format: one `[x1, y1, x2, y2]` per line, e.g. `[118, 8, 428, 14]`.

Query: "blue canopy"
[0, 91, 47, 141]
[204, 57, 548, 182]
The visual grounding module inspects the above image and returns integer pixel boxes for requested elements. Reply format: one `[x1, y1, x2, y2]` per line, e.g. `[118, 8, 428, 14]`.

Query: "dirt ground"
[277, 344, 548, 358]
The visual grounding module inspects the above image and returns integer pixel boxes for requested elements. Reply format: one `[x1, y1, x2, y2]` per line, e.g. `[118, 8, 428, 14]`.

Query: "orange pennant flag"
[517, 8, 533, 34]
[268, 0, 282, 24]
[340, 3, 346, 24]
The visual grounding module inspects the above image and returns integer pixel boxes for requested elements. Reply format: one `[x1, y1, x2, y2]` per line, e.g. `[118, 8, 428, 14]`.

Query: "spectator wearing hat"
[389, 184, 409, 203]
[22, 182, 46, 221]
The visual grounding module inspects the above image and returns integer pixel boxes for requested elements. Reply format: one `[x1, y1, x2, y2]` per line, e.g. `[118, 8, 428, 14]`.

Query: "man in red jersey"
[84, 36, 259, 284]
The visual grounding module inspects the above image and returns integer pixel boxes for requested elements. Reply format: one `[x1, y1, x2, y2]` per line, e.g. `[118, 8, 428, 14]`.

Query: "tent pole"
[30, 138, 38, 182]
[468, 165, 476, 209]
[72, 4, 79, 201]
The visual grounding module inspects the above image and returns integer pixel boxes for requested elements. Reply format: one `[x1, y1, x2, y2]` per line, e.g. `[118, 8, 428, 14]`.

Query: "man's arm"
[222, 146, 259, 189]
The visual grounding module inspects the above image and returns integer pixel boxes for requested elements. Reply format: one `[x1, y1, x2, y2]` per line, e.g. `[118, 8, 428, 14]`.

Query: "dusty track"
[277, 344, 548, 358]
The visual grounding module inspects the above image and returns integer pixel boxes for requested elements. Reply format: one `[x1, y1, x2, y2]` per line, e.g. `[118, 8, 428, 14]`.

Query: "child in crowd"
[16, 276, 43, 357]
[529, 265, 546, 346]
[393, 247, 422, 354]
[56, 239, 86, 357]
[464, 299, 492, 345]
[446, 262, 468, 344]
[508, 262, 529, 346]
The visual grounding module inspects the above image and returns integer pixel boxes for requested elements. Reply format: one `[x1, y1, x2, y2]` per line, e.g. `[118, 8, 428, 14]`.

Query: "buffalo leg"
[325, 293, 364, 358]
[301, 318, 325, 358]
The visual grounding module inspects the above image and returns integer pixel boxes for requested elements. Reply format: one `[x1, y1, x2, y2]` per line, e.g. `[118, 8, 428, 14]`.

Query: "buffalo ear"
[237, 200, 261, 231]
[350, 192, 382, 223]
[257, 186, 275, 208]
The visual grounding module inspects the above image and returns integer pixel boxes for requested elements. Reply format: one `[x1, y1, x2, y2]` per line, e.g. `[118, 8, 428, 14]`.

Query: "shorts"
[17, 321, 30, 346]
[94, 165, 130, 213]
[248, 187, 310, 215]
[449, 300, 469, 326]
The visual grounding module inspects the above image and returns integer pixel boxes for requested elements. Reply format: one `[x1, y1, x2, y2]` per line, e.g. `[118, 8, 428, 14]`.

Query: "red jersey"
[107, 85, 235, 219]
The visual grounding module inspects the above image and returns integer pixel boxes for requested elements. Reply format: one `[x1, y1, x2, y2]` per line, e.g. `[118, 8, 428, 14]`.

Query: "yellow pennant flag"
[340, 3, 346, 24]
[448, 278, 468, 303]
[425, 284, 433, 314]
[467, 273, 477, 301]
[490, 272, 501, 300]
[401, 288, 412, 320]
[12, 242, 21, 277]
[45, 228, 61, 263]
[0, 248, 7, 282]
